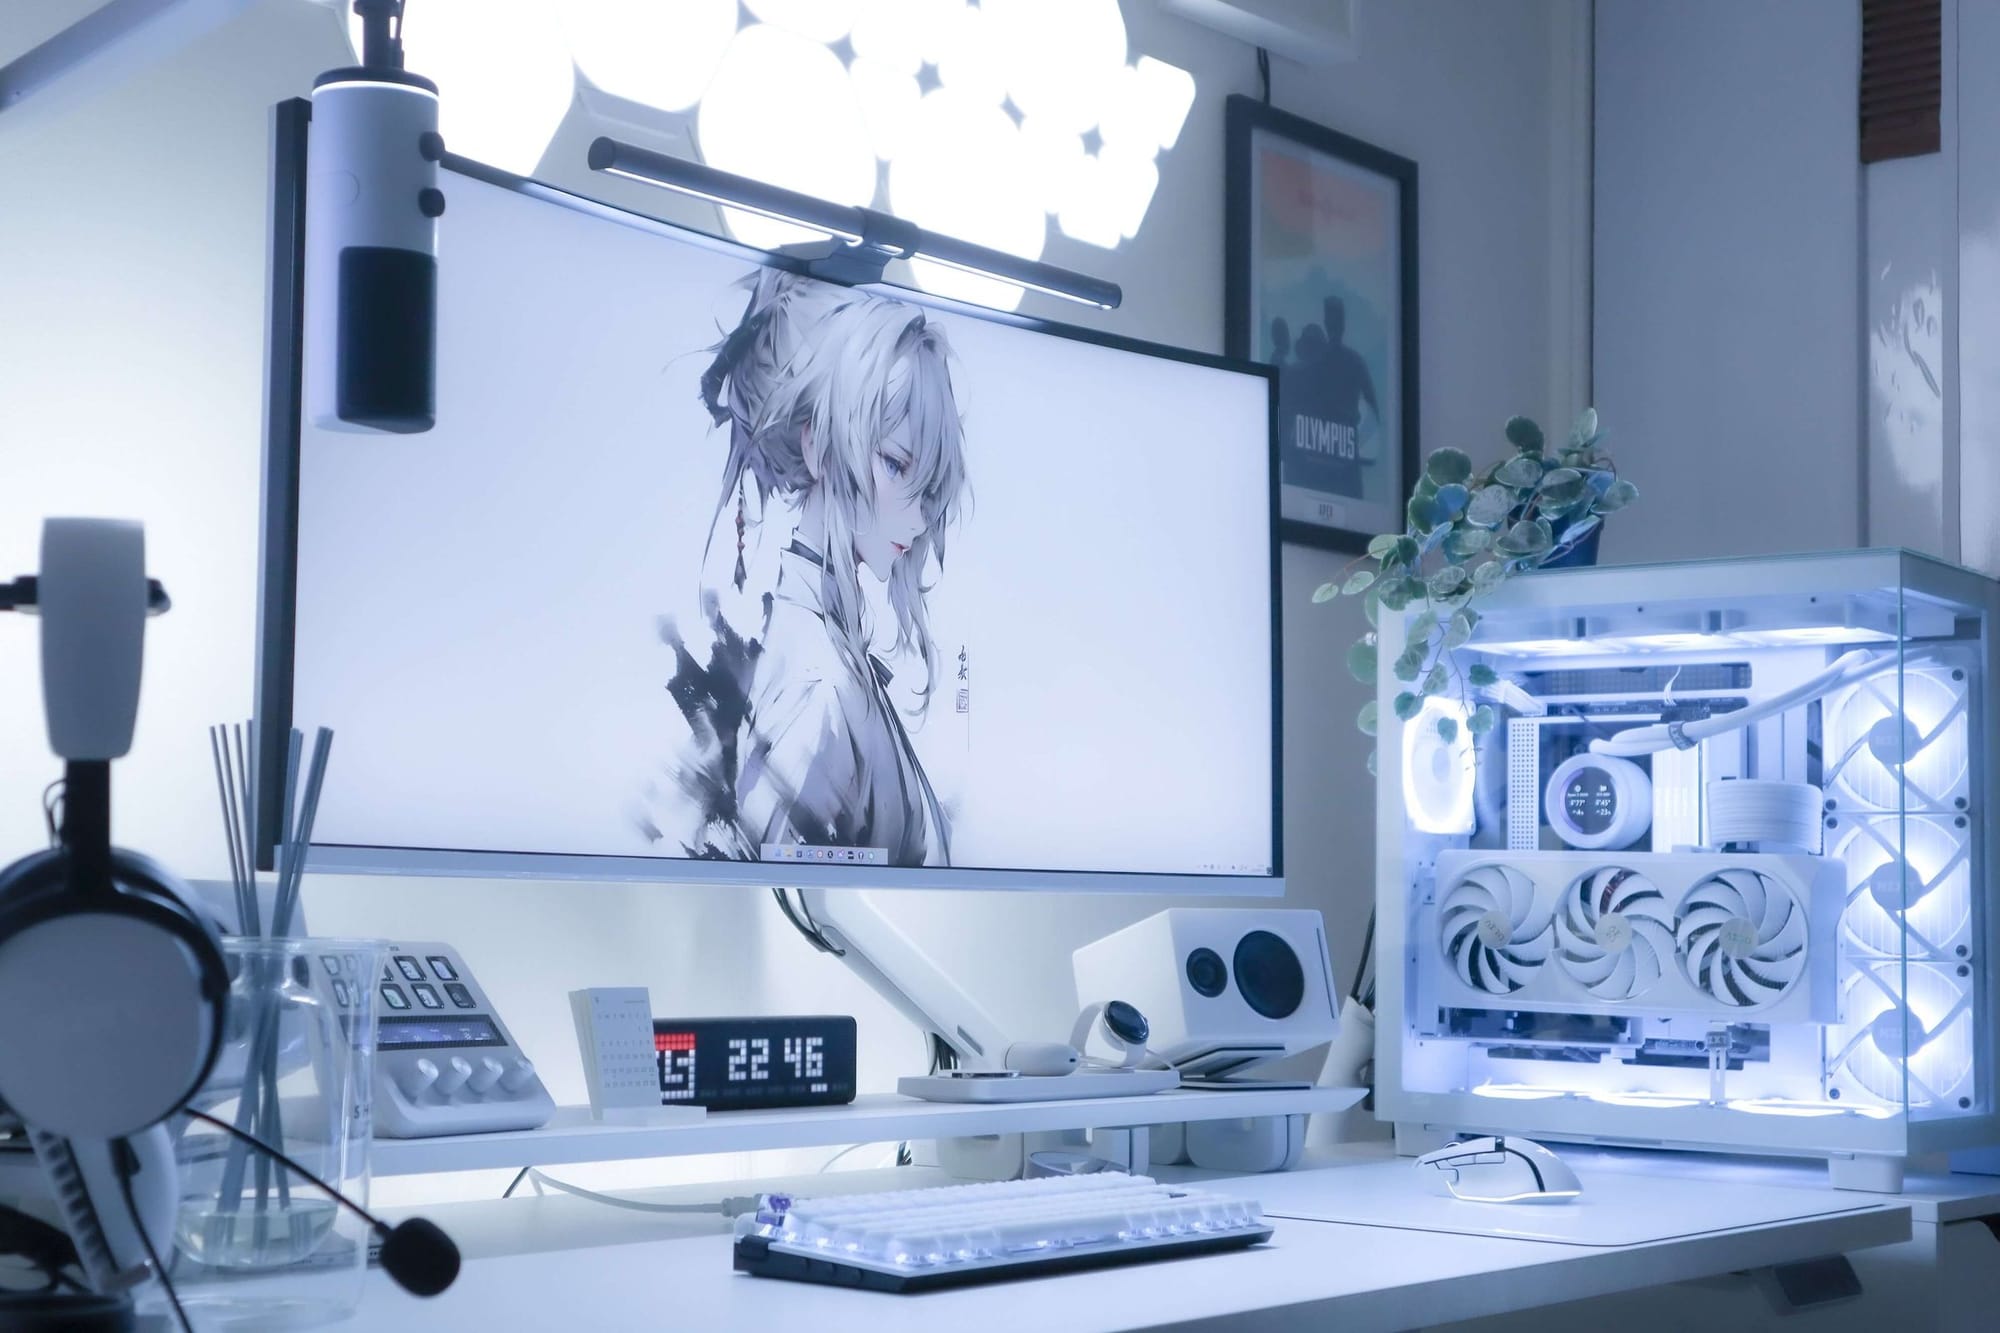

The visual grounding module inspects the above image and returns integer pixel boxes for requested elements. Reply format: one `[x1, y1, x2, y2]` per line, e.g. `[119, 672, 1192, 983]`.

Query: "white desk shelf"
[371, 1086, 1363, 1177]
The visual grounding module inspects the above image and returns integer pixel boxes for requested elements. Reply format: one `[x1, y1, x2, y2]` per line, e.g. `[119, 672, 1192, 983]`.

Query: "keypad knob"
[433, 1055, 474, 1097]
[399, 1057, 440, 1102]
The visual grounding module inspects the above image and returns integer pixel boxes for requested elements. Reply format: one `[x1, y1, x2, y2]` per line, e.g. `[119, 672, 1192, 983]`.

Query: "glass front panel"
[1383, 553, 1991, 1152]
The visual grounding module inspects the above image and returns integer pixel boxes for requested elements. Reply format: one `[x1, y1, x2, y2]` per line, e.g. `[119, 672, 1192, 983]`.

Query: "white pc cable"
[1707, 780, 1824, 853]
[1590, 649, 1895, 757]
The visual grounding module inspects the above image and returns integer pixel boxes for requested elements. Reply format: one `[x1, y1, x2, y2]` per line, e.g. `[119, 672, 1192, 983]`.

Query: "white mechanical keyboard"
[733, 1171, 1271, 1292]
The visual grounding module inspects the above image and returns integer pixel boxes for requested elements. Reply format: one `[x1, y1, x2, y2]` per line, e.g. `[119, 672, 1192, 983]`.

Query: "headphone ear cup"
[0, 851, 226, 1140]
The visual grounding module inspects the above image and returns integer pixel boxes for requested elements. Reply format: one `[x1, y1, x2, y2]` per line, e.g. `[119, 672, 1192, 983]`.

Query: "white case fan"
[1826, 666, 1970, 814]
[1438, 864, 1551, 995]
[1428, 850, 1841, 1023]
[1827, 960, 1977, 1110]
[1554, 867, 1675, 1001]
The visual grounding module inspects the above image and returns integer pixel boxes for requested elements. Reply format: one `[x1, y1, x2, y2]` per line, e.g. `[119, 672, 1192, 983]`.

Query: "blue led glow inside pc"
[1374, 551, 2000, 1188]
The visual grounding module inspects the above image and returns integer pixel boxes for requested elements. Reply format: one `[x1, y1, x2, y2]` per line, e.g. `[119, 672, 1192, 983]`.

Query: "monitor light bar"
[586, 137, 1122, 311]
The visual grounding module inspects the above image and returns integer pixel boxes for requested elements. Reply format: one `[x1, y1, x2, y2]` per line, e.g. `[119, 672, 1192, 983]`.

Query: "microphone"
[304, 1, 442, 434]
[183, 1108, 459, 1297]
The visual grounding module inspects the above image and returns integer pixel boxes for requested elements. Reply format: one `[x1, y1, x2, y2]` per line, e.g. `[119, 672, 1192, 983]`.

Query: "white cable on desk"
[1591, 650, 1893, 757]
[524, 1169, 760, 1218]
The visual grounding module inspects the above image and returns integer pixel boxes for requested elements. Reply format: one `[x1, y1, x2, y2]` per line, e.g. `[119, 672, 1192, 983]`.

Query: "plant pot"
[1542, 520, 1602, 568]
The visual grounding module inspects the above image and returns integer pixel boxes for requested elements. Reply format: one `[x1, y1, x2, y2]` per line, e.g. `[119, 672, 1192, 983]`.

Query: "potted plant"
[1316, 408, 1637, 772]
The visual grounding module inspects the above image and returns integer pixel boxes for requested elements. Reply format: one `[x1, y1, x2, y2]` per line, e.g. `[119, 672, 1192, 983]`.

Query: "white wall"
[0, 0, 1574, 1195]
[1593, 0, 1863, 564]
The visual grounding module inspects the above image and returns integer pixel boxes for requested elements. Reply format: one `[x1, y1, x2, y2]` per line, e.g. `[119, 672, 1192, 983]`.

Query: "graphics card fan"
[1675, 869, 1808, 1008]
[1554, 867, 1674, 1000]
[1440, 864, 1553, 995]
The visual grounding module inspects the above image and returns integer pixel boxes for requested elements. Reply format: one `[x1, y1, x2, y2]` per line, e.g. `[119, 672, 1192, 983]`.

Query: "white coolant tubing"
[1589, 650, 1894, 757]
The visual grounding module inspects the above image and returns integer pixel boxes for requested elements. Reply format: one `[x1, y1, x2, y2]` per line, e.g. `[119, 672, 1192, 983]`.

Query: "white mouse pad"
[1246, 1158, 1892, 1246]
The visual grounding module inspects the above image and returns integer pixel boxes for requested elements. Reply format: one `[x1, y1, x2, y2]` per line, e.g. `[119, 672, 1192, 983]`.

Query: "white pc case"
[1374, 551, 1999, 1190]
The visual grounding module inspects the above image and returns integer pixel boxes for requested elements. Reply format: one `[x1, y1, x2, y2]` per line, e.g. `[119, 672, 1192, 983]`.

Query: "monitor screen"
[267, 161, 1280, 893]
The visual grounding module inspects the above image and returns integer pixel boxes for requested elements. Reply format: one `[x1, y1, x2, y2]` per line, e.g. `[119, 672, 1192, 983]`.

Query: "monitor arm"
[797, 889, 1014, 1073]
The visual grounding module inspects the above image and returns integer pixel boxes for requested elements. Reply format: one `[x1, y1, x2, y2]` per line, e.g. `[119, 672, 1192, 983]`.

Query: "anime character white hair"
[647, 269, 969, 866]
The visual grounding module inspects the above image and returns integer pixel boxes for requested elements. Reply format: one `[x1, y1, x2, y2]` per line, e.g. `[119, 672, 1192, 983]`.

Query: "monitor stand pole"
[797, 888, 1014, 1073]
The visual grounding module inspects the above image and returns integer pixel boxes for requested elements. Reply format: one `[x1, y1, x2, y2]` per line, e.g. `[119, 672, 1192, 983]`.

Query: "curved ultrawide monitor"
[259, 143, 1281, 895]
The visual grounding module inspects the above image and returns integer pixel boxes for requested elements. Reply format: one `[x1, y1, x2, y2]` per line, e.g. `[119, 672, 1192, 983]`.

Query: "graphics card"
[1425, 850, 1843, 1024]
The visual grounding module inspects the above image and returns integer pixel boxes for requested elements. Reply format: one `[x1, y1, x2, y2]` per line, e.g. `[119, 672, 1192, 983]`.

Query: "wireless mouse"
[1414, 1135, 1582, 1203]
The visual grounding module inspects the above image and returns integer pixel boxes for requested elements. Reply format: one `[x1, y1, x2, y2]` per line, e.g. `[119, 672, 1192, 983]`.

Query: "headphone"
[0, 520, 229, 1143]
[1070, 1000, 1152, 1070]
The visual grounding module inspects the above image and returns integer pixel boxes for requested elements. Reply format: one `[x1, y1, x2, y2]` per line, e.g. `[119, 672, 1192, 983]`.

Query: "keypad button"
[395, 955, 426, 982]
[321, 954, 343, 977]
[444, 982, 476, 1009]
[331, 979, 351, 1007]
[426, 955, 459, 982]
[381, 984, 410, 1011]
[412, 983, 442, 1010]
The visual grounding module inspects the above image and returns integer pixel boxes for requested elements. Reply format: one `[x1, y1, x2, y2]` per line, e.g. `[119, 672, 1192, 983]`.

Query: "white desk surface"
[355, 1147, 1916, 1333]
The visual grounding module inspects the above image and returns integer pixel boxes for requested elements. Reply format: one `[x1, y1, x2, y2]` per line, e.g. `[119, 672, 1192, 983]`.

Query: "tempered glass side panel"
[1376, 551, 1997, 1162]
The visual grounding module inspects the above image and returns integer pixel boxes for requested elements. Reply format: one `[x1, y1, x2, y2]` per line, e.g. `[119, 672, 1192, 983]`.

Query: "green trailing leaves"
[1443, 526, 1492, 561]
[1366, 747, 1378, 777]
[1569, 406, 1599, 447]
[1318, 408, 1631, 770]
[1407, 493, 1443, 533]
[1537, 467, 1586, 505]
[1393, 639, 1427, 682]
[1465, 485, 1515, 528]
[1505, 416, 1545, 453]
[1595, 478, 1639, 513]
[1426, 448, 1473, 486]
[1494, 455, 1544, 490]
[1347, 640, 1377, 685]
[1377, 576, 1419, 611]
[1427, 565, 1469, 599]
[1496, 518, 1553, 558]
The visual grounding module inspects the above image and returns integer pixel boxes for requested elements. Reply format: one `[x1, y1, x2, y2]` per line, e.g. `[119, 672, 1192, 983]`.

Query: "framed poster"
[1225, 94, 1418, 552]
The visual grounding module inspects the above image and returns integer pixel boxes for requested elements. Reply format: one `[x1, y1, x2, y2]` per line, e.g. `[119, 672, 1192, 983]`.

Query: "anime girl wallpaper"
[643, 270, 970, 868]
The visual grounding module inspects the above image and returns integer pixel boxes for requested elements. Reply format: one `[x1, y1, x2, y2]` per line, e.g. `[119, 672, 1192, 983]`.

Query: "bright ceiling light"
[850, 0, 933, 76]
[743, 0, 858, 45]
[848, 56, 923, 162]
[1058, 146, 1159, 249]
[354, 0, 574, 177]
[891, 89, 1045, 310]
[1018, 117, 1089, 216]
[1099, 56, 1198, 153]
[565, 0, 737, 113]
[934, 4, 1009, 107]
[988, 0, 1127, 137]
[697, 25, 878, 250]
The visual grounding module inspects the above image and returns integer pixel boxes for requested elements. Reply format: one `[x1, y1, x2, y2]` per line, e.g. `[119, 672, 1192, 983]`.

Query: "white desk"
[352, 1149, 1915, 1332]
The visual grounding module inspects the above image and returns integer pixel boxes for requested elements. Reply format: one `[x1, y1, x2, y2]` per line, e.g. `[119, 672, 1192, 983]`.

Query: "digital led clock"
[653, 1015, 858, 1110]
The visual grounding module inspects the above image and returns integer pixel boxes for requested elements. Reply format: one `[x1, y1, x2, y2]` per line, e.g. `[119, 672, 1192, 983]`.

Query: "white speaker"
[1072, 909, 1340, 1084]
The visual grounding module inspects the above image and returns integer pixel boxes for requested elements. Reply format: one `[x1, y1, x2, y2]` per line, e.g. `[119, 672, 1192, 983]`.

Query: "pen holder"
[170, 936, 384, 1329]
